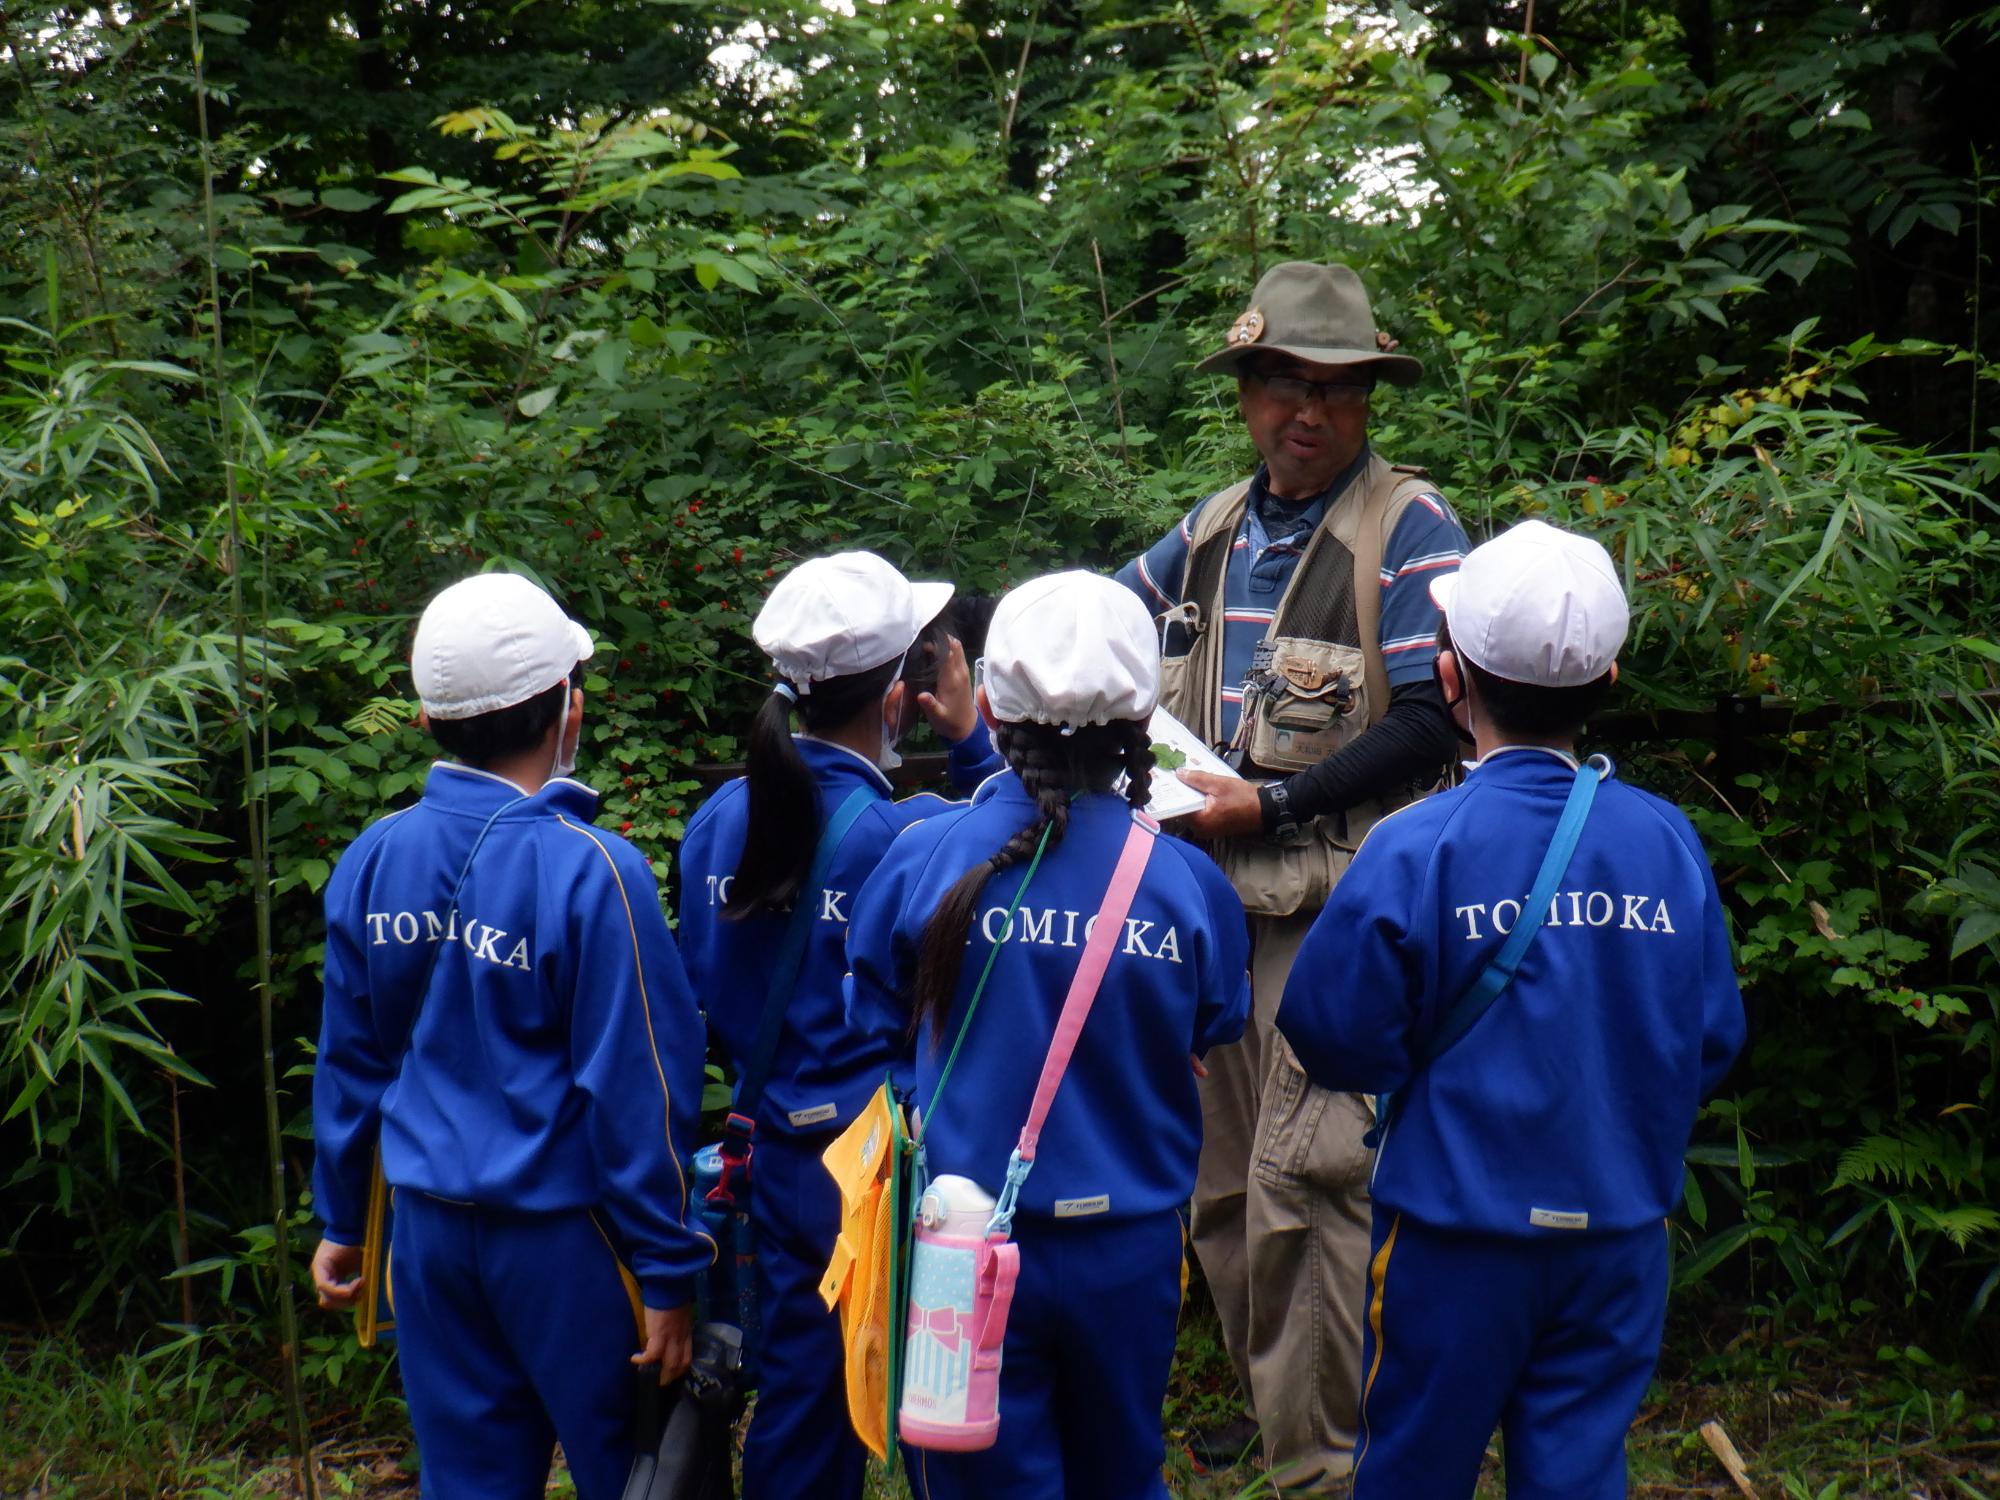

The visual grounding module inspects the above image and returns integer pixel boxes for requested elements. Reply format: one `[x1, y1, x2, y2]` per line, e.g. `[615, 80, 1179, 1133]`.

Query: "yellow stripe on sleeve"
[556, 815, 717, 1262]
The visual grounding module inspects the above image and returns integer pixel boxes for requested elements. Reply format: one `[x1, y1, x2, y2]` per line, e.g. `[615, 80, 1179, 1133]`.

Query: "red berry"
[732, 547, 743, 564]
[657, 599, 672, 611]
[668, 806, 680, 817]
[404, 519, 415, 529]
[619, 659, 632, 670]
[589, 528, 604, 540]
[688, 501, 701, 513]
[764, 568, 773, 578]
[692, 563, 703, 573]
[317, 836, 329, 846]
[621, 821, 633, 833]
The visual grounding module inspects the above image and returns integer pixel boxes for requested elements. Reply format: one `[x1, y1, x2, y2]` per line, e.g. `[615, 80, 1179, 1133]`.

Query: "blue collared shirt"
[1115, 450, 1469, 741]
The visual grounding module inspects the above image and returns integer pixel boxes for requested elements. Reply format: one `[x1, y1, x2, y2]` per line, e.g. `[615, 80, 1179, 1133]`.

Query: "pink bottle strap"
[1015, 817, 1155, 1163]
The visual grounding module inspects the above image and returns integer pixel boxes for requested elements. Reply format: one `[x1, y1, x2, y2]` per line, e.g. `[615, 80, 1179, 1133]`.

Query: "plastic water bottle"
[898, 1174, 1019, 1451]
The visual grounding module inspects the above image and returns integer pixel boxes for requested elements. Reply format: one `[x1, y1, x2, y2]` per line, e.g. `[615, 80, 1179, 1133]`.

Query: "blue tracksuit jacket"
[845, 774, 1252, 1220]
[313, 761, 714, 1307]
[1278, 746, 1746, 1236]
[676, 732, 1000, 1136]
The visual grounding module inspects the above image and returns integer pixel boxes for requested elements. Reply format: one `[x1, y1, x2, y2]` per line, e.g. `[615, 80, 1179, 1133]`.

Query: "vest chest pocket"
[1240, 638, 1371, 774]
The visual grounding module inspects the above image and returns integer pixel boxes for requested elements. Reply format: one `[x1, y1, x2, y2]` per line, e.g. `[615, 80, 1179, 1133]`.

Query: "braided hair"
[908, 716, 1156, 1042]
[725, 657, 901, 918]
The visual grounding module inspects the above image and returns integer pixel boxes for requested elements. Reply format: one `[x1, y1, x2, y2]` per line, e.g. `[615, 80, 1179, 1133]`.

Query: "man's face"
[1237, 356, 1372, 500]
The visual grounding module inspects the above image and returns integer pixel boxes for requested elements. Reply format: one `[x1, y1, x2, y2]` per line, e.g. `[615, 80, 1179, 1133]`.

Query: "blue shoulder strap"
[732, 785, 875, 1120]
[1366, 756, 1606, 1148]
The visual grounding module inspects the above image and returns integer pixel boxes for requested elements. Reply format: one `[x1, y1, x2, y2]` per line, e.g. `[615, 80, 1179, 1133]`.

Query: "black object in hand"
[622, 1324, 745, 1500]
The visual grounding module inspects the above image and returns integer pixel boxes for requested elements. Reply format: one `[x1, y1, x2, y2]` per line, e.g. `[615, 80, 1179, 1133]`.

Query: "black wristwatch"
[1259, 780, 1300, 838]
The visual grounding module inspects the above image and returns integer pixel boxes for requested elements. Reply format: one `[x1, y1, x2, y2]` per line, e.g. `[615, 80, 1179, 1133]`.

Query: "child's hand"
[633, 1303, 694, 1386]
[917, 637, 978, 743]
[311, 1238, 365, 1310]
[1190, 1053, 1210, 1079]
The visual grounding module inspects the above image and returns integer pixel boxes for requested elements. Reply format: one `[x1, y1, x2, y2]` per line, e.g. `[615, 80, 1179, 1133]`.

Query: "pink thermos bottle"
[897, 1174, 1018, 1451]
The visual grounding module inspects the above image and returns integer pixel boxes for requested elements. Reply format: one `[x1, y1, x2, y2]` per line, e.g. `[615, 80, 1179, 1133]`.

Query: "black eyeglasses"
[1248, 371, 1373, 409]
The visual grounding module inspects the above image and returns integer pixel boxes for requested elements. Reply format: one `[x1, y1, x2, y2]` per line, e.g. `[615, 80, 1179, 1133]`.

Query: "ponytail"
[908, 718, 1156, 1042]
[725, 658, 903, 918]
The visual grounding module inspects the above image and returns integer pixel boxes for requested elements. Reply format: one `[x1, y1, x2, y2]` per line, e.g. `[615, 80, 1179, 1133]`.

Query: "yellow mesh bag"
[820, 1081, 908, 1460]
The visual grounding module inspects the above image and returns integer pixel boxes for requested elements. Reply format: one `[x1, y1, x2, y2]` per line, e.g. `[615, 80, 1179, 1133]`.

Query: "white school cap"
[983, 571, 1161, 727]
[412, 573, 596, 720]
[753, 551, 952, 693]
[1429, 519, 1629, 687]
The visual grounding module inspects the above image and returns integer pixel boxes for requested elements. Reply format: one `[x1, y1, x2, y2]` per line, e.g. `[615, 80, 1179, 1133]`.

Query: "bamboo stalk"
[168, 1070, 195, 1327]
[1091, 240, 1128, 461]
[188, 3, 317, 1494]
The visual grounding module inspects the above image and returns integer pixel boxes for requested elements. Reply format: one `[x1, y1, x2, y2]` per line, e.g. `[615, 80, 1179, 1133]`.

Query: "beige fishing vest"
[1157, 454, 1442, 917]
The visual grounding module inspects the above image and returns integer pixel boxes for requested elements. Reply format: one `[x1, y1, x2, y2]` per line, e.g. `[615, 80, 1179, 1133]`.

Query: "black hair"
[908, 719, 1155, 1045]
[724, 657, 904, 918]
[427, 673, 574, 766]
[1438, 619, 1614, 738]
[900, 613, 955, 701]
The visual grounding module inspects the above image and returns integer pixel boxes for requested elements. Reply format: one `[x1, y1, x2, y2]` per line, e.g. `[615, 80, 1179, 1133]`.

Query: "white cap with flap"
[1429, 519, 1629, 688]
[412, 573, 596, 720]
[753, 551, 952, 692]
[983, 571, 1161, 727]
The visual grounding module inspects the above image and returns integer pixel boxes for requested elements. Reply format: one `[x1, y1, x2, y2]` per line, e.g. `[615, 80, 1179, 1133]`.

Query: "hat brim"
[1428, 573, 1458, 615]
[910, 580, 956, 628]
[1195, 342, 1424, 386]
[568, 620, 597, 663]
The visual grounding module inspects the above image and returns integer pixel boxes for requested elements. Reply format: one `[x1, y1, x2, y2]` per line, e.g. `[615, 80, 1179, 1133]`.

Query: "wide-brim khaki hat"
[1194, 261, 1423, 386]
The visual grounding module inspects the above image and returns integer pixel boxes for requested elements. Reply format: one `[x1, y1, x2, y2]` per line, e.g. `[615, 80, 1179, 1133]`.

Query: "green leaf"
[518, 387, 558, 418]
[320, 187, 381, 213]
[199, 10, 250, 34]
[1951, 910, 2000, 959]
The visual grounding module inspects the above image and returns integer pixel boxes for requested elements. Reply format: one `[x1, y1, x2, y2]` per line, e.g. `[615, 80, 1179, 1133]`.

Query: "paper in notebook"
[1129, 705, 1240, 821]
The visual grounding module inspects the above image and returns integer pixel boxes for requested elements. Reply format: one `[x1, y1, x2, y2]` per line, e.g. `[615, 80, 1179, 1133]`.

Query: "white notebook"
[1128, 705, 1241, 821]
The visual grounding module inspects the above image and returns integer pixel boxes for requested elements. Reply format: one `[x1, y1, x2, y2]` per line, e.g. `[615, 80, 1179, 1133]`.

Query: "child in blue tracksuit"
[1276, 521, 1747, 1499]
[845, 571, 1251, 1500]
[311, 573, 714, 1500]
[676, 552, 1001, 1500]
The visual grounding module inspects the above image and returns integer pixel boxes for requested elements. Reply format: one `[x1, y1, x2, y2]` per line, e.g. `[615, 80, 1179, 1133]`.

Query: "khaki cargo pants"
[1191, 908, 1374, 1495]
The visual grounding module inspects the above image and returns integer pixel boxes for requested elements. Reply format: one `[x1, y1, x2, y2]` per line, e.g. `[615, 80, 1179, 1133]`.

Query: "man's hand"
[917, 636, 978, 744]
[1177, 770, 1266, 839]
[311, 1238, 366, 1311]
[1376, 329, 1401, 354]
[632, 1303, 695, 1386]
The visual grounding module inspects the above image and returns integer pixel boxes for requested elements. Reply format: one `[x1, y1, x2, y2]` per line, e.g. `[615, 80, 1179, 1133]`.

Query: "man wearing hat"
[1115, 261, 1467, 1489]
[1275, 521, 1745, 1497]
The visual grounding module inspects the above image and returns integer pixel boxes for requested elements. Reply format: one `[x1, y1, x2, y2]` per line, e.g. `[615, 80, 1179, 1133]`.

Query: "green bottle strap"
[919, 820, 1055, 1135]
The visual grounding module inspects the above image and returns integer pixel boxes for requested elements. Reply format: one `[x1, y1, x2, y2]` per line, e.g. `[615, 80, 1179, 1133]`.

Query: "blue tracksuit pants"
[1353, 1211, 1669, 1500]
[741, 1129, 867, 1500]
[909, 1210, 1183, 1500]
[390, 1192, 644, 1500]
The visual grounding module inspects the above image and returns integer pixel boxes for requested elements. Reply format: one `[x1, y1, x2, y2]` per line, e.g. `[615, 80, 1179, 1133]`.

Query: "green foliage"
[0, 0, 1995, 1435]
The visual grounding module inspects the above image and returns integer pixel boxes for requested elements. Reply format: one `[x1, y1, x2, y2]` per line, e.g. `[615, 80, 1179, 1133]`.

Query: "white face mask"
[876, 686, 903, 772]
[550, 683, 579, 780]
